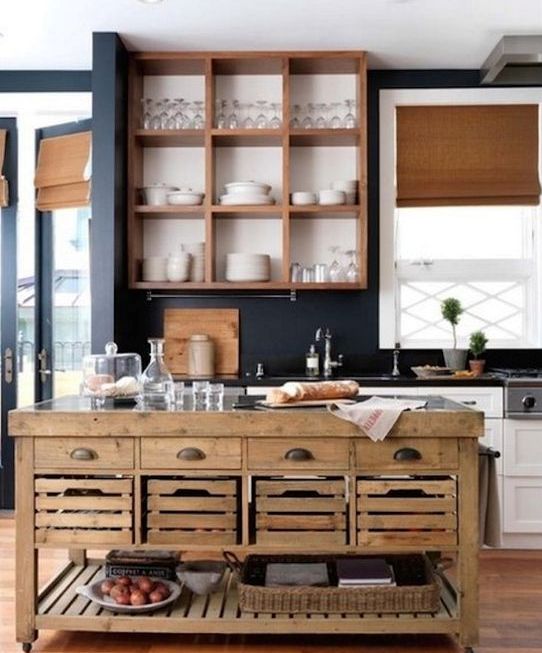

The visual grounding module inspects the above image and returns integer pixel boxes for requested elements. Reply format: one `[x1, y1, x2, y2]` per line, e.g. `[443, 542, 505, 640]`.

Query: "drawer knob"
[177, 447, 206, 461]
[393, 447, 422, 461]
[462, 400, 477, 406]
[69, 447, 97, 461]
[284, 447, 314, 461]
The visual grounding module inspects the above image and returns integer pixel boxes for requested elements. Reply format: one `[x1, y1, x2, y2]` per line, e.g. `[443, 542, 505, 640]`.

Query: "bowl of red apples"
[76, 575, 181, 613]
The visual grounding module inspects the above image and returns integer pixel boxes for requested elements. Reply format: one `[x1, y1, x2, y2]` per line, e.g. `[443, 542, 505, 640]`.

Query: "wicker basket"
[224, 552, 440, 614]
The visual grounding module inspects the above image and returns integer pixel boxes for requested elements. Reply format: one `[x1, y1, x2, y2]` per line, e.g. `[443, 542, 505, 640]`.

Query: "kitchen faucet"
[315, 327, 343, 378]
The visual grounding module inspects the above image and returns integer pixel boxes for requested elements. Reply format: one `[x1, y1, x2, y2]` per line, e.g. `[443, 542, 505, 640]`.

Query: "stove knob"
[523, 395, 536, 409]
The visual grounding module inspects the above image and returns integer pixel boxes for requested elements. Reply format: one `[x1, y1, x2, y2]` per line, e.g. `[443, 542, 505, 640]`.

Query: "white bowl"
[167, 190, 204, 206]
[291, 191, 317, 206]
[220, 194, 275, 206]
[331, 179, 358, 192]
[318, 189, 346, 205]
[224, 181, 272, 195]
[141, 184, 179, 206]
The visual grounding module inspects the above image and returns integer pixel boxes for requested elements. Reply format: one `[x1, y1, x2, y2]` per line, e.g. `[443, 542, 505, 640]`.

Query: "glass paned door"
[0, 118, 18, 509]
[35, 119, 92, 401]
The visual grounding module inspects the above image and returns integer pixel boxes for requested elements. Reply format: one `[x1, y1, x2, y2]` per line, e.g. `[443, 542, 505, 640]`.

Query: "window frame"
[379, 87, 542, 349]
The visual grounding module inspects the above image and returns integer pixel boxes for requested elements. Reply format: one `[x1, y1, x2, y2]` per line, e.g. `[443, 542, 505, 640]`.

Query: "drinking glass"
[206, 383, 224, 411]
[302, 102, 315, 129]
[301, 266, 314, 283]
[227, 99, 240, 129]
[191, 101, 205, 129]
[269, 102, 282, 129]
[314, 103, 327, 129]
[215, 99, 228, 128]
[313, 263, 329, 282]
[140, 98, 153, 129]
[173, 381, 185, 409]
[290, 104, 302, 128]
[343, 99, 357, 129]
[255, 100, 269, 129]
[241, 102, 255, 129]
[192, 380, 210, 410]
[290, 262, 301, 282]
[345, 249, 359, 283]
[328, 246, 346, 282]
[329, 102, 343, 129]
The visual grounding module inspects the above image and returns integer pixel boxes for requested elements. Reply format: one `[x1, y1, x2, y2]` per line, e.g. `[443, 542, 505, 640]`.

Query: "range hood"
[481, 35, 542, 85]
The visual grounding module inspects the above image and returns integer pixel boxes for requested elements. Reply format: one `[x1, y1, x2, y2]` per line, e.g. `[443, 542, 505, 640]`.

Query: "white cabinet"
[358, 386, 419, 397]
[504, 420, 542, 476]
[420, 386, 503, 418]
[504, 477, 542, 533]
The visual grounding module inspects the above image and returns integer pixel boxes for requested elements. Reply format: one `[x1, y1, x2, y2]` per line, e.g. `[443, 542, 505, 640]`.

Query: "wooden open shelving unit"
[127, 50, 367, 291]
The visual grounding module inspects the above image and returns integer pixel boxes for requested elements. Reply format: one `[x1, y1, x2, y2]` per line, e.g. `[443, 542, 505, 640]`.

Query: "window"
[379, 88, 542, 349]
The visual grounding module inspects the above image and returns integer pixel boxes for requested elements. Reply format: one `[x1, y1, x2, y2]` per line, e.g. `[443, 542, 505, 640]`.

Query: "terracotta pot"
[469, 359, 486, 377]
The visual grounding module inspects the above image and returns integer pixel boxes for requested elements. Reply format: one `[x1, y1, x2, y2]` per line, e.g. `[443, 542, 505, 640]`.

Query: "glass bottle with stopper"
[305, 343, 320, 377]
[139, 338, 174, 410]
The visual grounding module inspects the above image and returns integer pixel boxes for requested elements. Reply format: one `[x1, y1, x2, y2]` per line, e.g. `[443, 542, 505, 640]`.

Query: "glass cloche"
[81, 342, 142, 401]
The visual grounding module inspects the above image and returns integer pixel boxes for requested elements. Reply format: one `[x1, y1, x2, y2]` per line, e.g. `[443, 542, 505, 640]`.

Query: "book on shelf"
[336, 558, 396, 587]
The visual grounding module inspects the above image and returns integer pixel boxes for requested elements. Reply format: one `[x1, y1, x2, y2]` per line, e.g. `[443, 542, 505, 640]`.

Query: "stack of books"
[336, 558, 396, 587]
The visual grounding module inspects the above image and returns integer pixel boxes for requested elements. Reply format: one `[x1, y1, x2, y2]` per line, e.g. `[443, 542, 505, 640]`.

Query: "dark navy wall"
[87, 38, 542, 374]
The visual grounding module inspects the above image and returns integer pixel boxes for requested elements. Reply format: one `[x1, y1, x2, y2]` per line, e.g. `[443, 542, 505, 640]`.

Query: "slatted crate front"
[254, 477, 348, 546]
[357, 476, 457, 547]
[145, 477, 240, 545]
[34, 476, 133, 545]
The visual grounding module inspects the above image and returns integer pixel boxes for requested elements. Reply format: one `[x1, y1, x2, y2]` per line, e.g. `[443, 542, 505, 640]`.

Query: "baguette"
[266, 380, 359, 404]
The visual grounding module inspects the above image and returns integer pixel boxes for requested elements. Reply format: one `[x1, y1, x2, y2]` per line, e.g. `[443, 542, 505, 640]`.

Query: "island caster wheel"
[22, 644, 32, 652]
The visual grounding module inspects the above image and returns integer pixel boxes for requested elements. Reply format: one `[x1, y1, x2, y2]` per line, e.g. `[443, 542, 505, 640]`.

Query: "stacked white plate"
[220, 181, 275, 206]
[225, 253, 271, 282]
[183, 242, 205, 282]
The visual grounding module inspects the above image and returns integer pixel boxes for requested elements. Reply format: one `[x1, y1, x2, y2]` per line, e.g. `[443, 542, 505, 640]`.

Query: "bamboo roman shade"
[34, 131, 91, 211]
[396, 104, 541, 207]
[0, 129, 8, 208]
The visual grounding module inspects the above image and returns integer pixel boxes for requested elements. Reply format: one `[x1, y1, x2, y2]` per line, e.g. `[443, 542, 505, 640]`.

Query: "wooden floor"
[1, 516, 542, 653]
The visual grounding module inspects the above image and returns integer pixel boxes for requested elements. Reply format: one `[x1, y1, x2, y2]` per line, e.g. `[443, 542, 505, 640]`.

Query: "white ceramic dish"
[220, 194, 275, 206]
[291, 191, 317, 205]
[331, 179, 358, 192]
[224, 181, 271, 195]
[167, 190, 204, 206]
[141, 184, 179, 206]
[75, 578, 181, 614]
[318, 189, 346, 205]
[411, 366, 453, 378]
[142, 257, 167, 282]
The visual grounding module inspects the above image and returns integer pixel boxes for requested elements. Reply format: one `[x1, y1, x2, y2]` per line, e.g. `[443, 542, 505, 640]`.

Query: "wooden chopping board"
[259, 398, 356, 409]
[163, 308, 239, 375]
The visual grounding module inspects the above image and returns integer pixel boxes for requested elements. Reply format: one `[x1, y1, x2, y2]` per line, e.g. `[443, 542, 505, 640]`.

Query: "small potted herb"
[440, 297, 467, 370]
[468, 330, 488, 376]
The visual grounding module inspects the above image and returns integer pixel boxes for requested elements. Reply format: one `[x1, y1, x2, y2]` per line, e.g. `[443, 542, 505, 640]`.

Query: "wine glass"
[159, 98, 170, 129]
[241, 102, 255, 129]
[174, 98, 190, 129]
[290, 104, 302, 128]
[343, 99, 357, 129]
[314, 103, 327, 129]
[269, 102, 281, 129]
[345, 249, 359, 283]
[328, 246, 345, 282]
[302, 102, 315, 129]
[227, 99, 240, 129]
[190, 101, 205, 129]
[165, 99, 177, 130]
[255, 101, 269, 129]
[215, 99, 228, 129]
[329, 102, 342, 129]
[140, 98, 153, 130]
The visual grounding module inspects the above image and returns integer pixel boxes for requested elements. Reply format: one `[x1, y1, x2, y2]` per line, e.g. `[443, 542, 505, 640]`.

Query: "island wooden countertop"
[9, 395, 484, 438]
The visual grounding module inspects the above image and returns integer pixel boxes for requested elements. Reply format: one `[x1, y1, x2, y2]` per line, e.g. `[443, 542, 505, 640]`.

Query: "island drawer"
[253, 477, 348, 546]
[357, 475, 457, 546]
[247, 438, 349, 470]
[145, 477, 240, 545]
[141, 437, 242, 469]
[34, 437, 134, 470]
[34, 475, 133, 545]
[355, 438, 458, 471]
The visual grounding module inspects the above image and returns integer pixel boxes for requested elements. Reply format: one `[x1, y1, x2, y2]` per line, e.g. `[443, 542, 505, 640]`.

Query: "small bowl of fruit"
[76, 575, 180, 613]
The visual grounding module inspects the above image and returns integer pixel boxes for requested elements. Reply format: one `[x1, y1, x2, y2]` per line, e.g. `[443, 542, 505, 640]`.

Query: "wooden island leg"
[458, 437, 479, 648]
[15, 437, 37, 649]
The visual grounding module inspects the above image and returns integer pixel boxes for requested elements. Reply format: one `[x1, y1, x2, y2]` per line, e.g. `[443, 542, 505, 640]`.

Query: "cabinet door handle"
[393, 447, 422, 461]
[70, 448, 97, 461]
[4, 348, 13, 384]
[462, 400, 477, 405]
[284, 448, 314, 461]
[177, 447, 206, 461]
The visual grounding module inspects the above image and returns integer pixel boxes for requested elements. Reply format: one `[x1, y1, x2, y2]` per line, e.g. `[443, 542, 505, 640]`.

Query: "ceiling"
[2, 0, 542, 71]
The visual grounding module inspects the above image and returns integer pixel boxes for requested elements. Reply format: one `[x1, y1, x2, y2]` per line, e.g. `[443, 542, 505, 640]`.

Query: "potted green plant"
[440, 297, 467, 370]
[468, 330, 488, 376]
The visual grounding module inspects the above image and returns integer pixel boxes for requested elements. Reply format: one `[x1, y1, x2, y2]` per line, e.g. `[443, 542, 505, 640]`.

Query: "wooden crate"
[357, 476, 457, 547]
[34, 476, 133, 545]
[254, 477, 348, 546]
[146, 477, 240, 545]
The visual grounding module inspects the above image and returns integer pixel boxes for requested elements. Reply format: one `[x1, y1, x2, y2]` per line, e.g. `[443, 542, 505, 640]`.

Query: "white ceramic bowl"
[291, 191, 317, 206]
[331, 179, 358, 192]
[141, 184, 179, 206]
[167, 189, 204, 206]
[142, 256, 167, 281]
[318, 189, 346, 205]
[220, 194, 275, 206]
[224, 181, 272, 195]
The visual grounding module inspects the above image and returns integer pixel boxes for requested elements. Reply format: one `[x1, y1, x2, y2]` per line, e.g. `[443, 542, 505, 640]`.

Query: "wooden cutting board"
[164, 308, 239, 375]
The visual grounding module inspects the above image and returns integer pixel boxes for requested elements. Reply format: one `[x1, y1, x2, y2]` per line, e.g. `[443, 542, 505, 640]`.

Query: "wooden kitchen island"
[9, 395, 483, 652]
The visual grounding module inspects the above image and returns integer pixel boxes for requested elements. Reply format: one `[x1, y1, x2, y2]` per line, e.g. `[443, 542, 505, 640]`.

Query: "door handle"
[38, 348, 52, 384]
[4, 348, 13, 384]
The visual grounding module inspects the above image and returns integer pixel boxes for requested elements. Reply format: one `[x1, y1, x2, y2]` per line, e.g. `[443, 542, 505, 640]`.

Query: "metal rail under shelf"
[146, 290, 297, 302]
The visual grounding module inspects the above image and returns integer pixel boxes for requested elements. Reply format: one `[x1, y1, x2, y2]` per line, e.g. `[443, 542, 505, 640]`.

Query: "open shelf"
[212, 129, 283, 146]
[135, 129, 205, 147]
[212, 205, 282, 216]
[290, 129, 359, 147]
[135, 205, 204, 218]
[290, 205, 360, 216]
